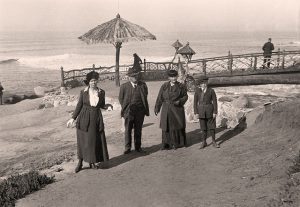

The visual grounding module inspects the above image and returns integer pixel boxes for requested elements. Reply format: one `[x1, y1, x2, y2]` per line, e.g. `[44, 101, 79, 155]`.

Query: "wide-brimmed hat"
[127, 67, 140, 77]
[167, 69, 178, 77]
[84, 71, 99, 85]
[195, 76, 209, 85]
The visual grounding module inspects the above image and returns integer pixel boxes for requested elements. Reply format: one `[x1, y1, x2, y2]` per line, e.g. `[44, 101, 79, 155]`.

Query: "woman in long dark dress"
[67, 71, 110, 173]
[154, 70, 188, 150]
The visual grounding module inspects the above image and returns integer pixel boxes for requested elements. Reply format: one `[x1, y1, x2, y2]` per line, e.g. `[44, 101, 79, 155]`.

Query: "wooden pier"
[60, 49, 300, 87]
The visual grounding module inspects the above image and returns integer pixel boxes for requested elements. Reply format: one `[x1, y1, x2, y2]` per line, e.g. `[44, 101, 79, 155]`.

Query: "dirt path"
[16, 98, 300, 207]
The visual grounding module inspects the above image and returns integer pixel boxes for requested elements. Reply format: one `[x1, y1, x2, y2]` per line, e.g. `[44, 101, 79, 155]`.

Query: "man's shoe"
[135, 148, 146, 153]
[212, 142, 220, 148]
[123, 149, 131, 154]
[199, 142, 207, 149]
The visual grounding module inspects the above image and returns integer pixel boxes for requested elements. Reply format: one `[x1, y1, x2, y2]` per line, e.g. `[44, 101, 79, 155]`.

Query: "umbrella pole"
[115, 42, 122, 86]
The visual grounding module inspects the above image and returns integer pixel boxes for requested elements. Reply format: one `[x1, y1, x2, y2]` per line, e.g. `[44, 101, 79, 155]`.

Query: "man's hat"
[127, 67, 140, 77]
[167, 69, 178, 77]
[195, 76, 209, 85]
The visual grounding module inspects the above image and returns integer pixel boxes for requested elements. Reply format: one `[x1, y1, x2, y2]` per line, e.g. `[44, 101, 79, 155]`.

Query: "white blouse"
[89, 88, 99, 106]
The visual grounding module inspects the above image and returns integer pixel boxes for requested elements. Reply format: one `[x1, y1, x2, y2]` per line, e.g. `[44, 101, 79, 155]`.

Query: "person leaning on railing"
[262, 38, 274, 69]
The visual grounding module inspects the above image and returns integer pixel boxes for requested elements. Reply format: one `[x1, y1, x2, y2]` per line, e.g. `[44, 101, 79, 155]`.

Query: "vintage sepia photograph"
[0, 0, 300, 206]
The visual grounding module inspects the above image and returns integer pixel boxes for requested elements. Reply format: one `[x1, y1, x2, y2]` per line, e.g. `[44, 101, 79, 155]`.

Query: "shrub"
[0, 171, 54, 207]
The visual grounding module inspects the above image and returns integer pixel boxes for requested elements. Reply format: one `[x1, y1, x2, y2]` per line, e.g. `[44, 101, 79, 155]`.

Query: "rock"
[38, 103, 45, 109]
[292, 172, 300, 181]
[185, 92, 199, 123]
[34, 86, 46, 97]
[45, 103, 54, 108]
[60, 87, 67, 95]
[232, 95, 249, 108]
[219, 96, 233, 102]
[60, 100, 68, 106]
[53, 100, 60, 107]
[67, 100, 78, 107]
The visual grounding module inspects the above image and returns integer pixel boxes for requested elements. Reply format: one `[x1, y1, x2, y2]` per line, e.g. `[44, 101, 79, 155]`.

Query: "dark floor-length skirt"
[162, 115, 187, 148]
[76, 109, 109, 163]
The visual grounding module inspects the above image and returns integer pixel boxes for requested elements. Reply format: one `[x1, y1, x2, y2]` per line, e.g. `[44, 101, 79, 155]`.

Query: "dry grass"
[268, 151, 300, 207]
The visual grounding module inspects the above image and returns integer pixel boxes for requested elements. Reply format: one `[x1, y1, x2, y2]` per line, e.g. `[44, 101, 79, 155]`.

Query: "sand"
[0, 79, 299, 206]
[14, 96, 300, 207]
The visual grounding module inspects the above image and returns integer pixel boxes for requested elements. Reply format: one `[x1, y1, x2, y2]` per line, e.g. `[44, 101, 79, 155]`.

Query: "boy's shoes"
[212, 142, 220, 148]
[199, 141, 207, 149]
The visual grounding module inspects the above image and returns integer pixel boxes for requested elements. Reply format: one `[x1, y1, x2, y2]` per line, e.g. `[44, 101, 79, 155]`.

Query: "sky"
[0, 0, 299, 33]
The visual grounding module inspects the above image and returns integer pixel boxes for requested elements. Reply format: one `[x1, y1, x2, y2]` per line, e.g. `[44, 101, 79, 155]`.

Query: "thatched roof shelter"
[79, 14, 156, 86]
[171, 40, 183, 51]
[177, 42, 196, 55]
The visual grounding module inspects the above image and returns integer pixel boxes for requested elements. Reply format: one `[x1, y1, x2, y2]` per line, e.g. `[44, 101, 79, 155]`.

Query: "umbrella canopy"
[79, 14, 156, 86]
[79, 14, 156, 44]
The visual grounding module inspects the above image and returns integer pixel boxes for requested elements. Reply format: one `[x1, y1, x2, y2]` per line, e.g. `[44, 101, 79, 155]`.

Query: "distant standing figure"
[262, 38, 274, 69]
[194, 76, 220, 149]
[155, 70, 188, 150]
[133, 53, 143, 72]
[119, 67, 149, 154]
[67, 71, 111, 173]
[0, 82, 3, 105]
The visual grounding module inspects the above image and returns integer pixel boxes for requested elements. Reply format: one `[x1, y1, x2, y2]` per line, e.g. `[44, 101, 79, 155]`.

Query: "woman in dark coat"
[154, 70, 188, 150]
[67, 71, 111, 173]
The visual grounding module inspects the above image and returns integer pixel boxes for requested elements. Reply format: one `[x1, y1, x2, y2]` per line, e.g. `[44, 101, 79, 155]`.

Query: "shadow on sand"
[100, 144, 161, 169]
[186, 127, 226, 147]
[216, 116, 247, 146]
[100, 118, 247, 169]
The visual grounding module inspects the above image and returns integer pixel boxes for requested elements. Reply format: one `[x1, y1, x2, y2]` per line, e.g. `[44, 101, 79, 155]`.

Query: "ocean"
[0, 30, 300, 94]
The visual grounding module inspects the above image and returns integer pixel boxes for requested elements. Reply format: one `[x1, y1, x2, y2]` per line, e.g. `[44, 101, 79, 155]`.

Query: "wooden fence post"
[228, 51, 233, 75]
[202, 60, 207, 76]
[277, 48, 281, 69]
[144, 59, 146, 72]
[281, 49, 286, 69]
[60, 66, 65, 87]
[253, 56, 257, 70]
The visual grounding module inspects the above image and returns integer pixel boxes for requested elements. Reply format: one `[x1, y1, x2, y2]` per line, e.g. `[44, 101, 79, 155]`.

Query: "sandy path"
[16, 98, 300, 207]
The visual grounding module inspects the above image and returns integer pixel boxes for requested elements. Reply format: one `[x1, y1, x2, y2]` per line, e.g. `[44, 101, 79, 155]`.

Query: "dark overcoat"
[262, 42, 274, 56]
[155, 81, 188, 131]
[194, 87, 218, 119]
[118, 81, 150, 117]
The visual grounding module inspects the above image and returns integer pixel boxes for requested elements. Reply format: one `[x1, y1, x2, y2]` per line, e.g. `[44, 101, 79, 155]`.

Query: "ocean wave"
[0, 58, 18, 64]
[17, 54, 122, 70]
[14, 53, 174, 71]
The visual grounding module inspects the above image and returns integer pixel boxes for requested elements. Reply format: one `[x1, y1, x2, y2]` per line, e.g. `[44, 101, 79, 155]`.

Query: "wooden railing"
[60, 49, 300, 86]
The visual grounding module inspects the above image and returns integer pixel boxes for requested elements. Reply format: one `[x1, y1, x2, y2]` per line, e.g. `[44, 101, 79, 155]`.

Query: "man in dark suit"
[194, 76, 219, 149]
[262, 38, 275, 69]
[119, 67, 149, 154]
